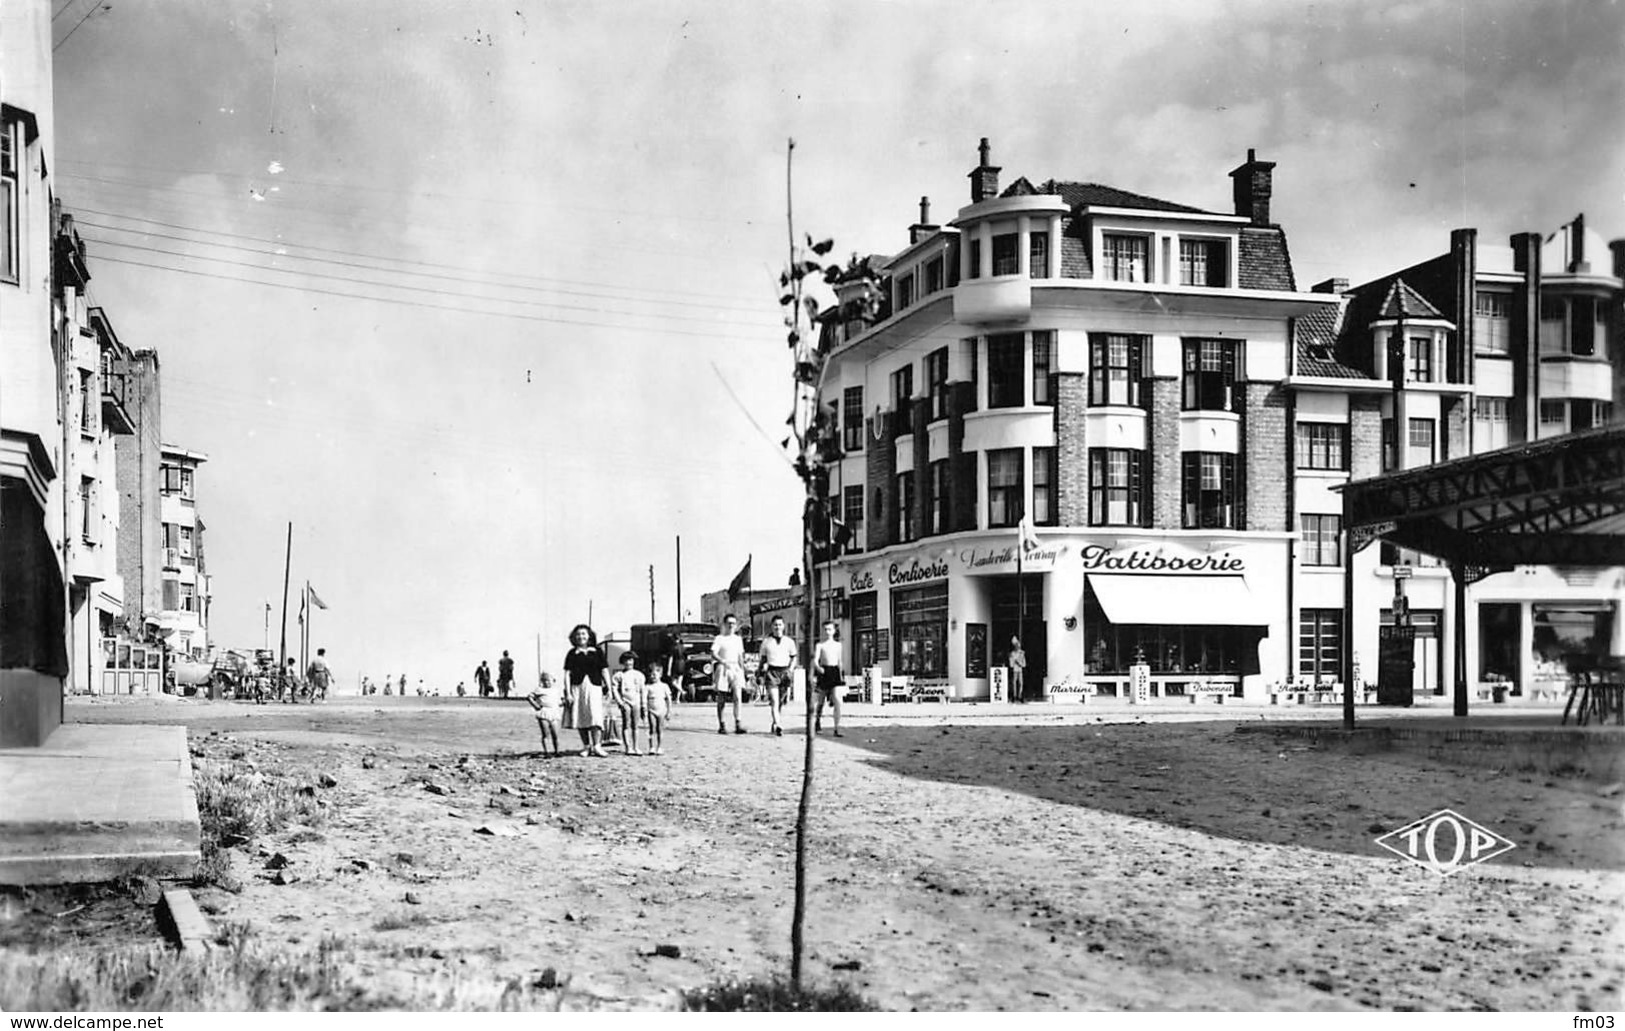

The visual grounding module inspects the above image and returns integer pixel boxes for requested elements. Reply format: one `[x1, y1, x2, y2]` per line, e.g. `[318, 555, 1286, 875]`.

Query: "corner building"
[819, 141, 1338, 701]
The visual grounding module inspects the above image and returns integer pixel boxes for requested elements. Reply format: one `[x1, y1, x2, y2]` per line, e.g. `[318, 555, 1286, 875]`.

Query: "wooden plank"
[159, 888, 212, 951]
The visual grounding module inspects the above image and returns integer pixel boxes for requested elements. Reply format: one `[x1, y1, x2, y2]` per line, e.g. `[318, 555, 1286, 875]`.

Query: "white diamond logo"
[1374, 809, 1516, 876]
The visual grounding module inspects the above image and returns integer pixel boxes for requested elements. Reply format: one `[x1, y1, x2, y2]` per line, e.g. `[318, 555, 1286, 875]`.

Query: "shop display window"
[893, 583, 948, 678]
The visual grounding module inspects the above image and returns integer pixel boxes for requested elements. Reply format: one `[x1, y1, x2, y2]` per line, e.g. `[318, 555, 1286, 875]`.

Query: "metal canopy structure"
[1337, 425, 1625, 728]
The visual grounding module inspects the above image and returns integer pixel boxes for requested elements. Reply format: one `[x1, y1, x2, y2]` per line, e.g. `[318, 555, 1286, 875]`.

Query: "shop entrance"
[990, 574, 1046, 699]
[1384, 609, 1442, 696]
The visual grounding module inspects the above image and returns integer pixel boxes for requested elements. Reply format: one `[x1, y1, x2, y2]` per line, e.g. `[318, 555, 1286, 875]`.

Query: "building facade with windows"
[1289, 217, 1624, 703]
[815, 142, 1337, 701]
[156, 446, 210, 659]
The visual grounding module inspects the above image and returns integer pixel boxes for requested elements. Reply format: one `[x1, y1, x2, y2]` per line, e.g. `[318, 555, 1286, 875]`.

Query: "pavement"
[0, 722, 201, 886]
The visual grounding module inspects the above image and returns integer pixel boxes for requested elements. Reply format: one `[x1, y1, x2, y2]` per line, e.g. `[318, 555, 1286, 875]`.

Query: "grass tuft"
[189, 760, 327, 890]
[679, 976, 880, 1012]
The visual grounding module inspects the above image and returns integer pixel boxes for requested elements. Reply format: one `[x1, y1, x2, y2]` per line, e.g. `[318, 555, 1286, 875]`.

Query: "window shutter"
[162, 580, 179, 611]
[1182, 453, 1197, 528]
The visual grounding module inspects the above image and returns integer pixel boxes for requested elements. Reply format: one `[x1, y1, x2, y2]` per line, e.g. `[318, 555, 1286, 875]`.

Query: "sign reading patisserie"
[1079, 544, 1246, 574]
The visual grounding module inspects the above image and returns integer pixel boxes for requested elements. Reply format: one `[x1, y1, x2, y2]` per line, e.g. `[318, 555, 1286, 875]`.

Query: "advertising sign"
[1130, 663, 1151, 704]
[1377, 625, 1416, 706]
[991, 666, 1009, 702]
[965, 623, 988, 679]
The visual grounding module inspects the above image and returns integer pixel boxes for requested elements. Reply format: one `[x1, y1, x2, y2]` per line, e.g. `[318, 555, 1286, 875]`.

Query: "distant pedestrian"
[306, 648, 333, 702]
[1008, 637, 1027, 703]
[611, 653, 645, 756]
[529, 672, 564, 757]
[498, 651, 515, 699]
[712, 613, 748, 735]
[757, 615, 797, 737]
[644, 664, 672, 756]
[456, 681, 467, 697]
[476, 661, 491, 698]
[284, 659, 302, 704]
[813, 620, 843, 737]
[398, 673, 408, 696]
[563, 624, 609, 757]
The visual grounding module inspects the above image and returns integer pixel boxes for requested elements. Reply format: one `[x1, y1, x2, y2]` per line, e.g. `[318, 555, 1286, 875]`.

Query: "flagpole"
[1017, 531, 1025, 704]
[747, 553, 754, 639]
[278, 523, 292, 684]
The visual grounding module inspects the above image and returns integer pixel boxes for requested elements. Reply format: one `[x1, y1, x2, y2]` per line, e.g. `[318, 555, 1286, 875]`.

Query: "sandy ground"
[29, 695, 1625, 1010]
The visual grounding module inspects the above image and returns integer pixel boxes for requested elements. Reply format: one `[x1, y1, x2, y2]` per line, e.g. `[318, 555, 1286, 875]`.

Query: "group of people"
[360, 672, 411, 696]
[472, 653, 516, 698]
[528, 614, 847, 757]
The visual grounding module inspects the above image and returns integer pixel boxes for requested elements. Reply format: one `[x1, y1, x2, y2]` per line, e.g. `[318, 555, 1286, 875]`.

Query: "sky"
[48, 0, 1624, 691]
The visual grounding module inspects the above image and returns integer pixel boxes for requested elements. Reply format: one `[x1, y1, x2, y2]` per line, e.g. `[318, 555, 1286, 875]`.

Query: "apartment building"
[156, 445, 210, 659]
[1289, 218, 1623, 702]
[816, 141, 1338, 701]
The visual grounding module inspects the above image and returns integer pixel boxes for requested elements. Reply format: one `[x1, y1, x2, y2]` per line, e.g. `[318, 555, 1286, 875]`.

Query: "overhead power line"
[53, 1, 104, 51]
[84, 252, 782, 342]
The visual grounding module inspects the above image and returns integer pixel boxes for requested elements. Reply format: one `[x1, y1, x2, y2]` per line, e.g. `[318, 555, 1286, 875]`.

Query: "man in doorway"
[757, 615, 797, 737]
[712, 613, 748, 735]
[1008, 636, 1027, 703]
[497, 651, 515, 699]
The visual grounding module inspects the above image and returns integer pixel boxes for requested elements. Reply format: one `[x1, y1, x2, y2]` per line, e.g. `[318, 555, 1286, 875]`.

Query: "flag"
[1018, 515, 1040, 555]
[727, 557, 752, 601]
[297, 591, 306, 626]
[308, 586, 329, 610]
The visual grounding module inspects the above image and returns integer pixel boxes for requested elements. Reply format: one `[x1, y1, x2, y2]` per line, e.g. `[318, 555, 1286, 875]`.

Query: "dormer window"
[1178, 238, 1228, 287]
[896, 273, 915, 311]
[1102, 234, 1149, 283]
[924, 256, 944, 294]
[991, 232, 1020, 276]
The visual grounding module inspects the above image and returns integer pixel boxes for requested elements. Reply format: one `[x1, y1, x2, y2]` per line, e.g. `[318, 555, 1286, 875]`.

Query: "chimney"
[909, 196, 938, 245]
[1569, 213, 1589, 273]
[1228, 147, 1276, 226]
[1311, 277, 1349, 295]
[968, 137, 1001, 203]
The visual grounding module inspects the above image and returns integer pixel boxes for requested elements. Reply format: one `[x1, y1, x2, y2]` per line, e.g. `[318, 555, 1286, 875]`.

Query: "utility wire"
[74, 216, 774, 316]
[80, 234, 782, 331]
[53, 1, 103, 52]
[85, 252, 781, 341]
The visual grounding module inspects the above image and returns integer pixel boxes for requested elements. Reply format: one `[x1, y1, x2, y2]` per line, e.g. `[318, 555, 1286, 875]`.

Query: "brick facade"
[1054, 373, 1089, 525]
[1148, 378, 1182, 528]
[1242, 382, 1289, 531]
[1349, 396, 1384, 479]
[864, 412, 897, 550]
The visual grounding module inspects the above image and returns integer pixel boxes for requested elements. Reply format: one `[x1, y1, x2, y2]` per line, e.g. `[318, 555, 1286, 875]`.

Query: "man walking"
[757, 615, 797, 737]
[712, 613, 748, 735]
[306, 647, 333, 702]
[476, 660, 491, 698]
[497, 651, 515, 699]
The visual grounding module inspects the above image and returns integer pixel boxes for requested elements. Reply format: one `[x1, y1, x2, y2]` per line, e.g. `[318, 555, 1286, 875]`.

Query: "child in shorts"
[528, 672, 564, 757]
[644, 664, 672, 755]
[611, 652, 646, 756]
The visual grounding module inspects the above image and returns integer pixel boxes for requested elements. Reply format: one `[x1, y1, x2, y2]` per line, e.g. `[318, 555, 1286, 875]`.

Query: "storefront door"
[991, 574, 1045, 698]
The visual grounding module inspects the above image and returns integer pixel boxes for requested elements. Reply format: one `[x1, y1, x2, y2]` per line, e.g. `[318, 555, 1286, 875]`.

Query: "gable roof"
[1000, 176, 1040, 198]
[1377, 278, 1447, 321]
[1040, 180, 1212, 215]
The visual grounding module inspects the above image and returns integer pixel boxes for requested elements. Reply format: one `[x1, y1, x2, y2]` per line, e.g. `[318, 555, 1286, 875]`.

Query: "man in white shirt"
[712, 613, 748, 735]
[756, 615, 798, 737]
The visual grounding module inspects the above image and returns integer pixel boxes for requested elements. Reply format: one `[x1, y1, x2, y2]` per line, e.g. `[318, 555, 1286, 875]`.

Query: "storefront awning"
[1088, 574, 1268, 627]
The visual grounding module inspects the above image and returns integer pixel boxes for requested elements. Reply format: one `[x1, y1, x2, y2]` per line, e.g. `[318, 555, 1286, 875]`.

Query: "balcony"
[100, 372, 137, 436]
[162, 547, 181, 570]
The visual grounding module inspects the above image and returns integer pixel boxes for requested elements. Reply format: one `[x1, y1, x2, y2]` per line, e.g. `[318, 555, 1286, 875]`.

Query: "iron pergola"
[1336, 425, 1625, 728]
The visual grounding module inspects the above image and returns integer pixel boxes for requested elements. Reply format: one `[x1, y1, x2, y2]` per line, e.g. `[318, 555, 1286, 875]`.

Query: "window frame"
[926, 347, 950, 423]
[842, 485, 864, 553]
[967, 238, 982, 280]
[1182, 451, 1240, 529]
[0, 119, 17, 285]
[928, 459, 950, 536]
[1295, 422, 1348, 471]
[1102, 233, 1150, 283]
[1088, 447, 1146, 527]
[1031, 331, 1055, 407]
[1299, 514, 1343, 567]
[1032, 446, 1057, 526]
[1177, 237, 1228, 287]
[895, 470, 916, 543]
[1297, 608, 1343, 682]
[1029, 232, 1049, 278]
[986, 447, 1024, 529]
[1182, 339, 1240, 412]
[991, 232, 1020, 276]
[842, 386, 863, 452]
[986, 332, 1025, 409]
[892, 365, 914, 432]
[1089, 333, 1147, 408]
[1408, 336, 1433, 383]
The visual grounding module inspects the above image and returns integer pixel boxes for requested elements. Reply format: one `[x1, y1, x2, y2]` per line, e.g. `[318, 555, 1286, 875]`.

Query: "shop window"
[1029, 232, 1049, 278]
[1533, 603, 1615, 676]
[1089, 448, 1145, 527]
[1408, 336, 1433, 383]
[1295, 422, 1347, 471]
[1089, 333, 1147, 407]
[991, 232, 1020, 276]
[893, 583, 948, 678]
[895, 471, 916, 543]
[987, 448, 1023, 528]
[1102, 233, 1149, 282]
[1182, 339, 1240, 412]
[1299, 514, 1342, 566]
[842, 485, 864, 554]
[1032, 331, 1055, 406]
[987, 332, 1025, 408]
[1083, 583, 1257, 678]
[926, 347, 949, 422]
[1297, 608, 1342, 682]
[842, 386, 863, 451]
[892, 365, 913, 431]
[1478, 603, 1521, 692]
[1178, 238, 1227, 287]
[1032, 447, 1057, 526]
[928, 460, 950, 536]
[1182, 452, 1239, 529]
[850, 592, 878, 675]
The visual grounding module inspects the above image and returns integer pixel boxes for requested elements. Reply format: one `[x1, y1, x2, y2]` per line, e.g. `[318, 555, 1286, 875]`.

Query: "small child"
[644, 664, 672, 755]
[611, 652, 646, 756]
[529, 672, 564, 757]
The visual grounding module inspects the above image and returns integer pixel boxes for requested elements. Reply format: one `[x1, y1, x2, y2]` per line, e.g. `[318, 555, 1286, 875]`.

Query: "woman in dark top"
[564, 624, 609, 757]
